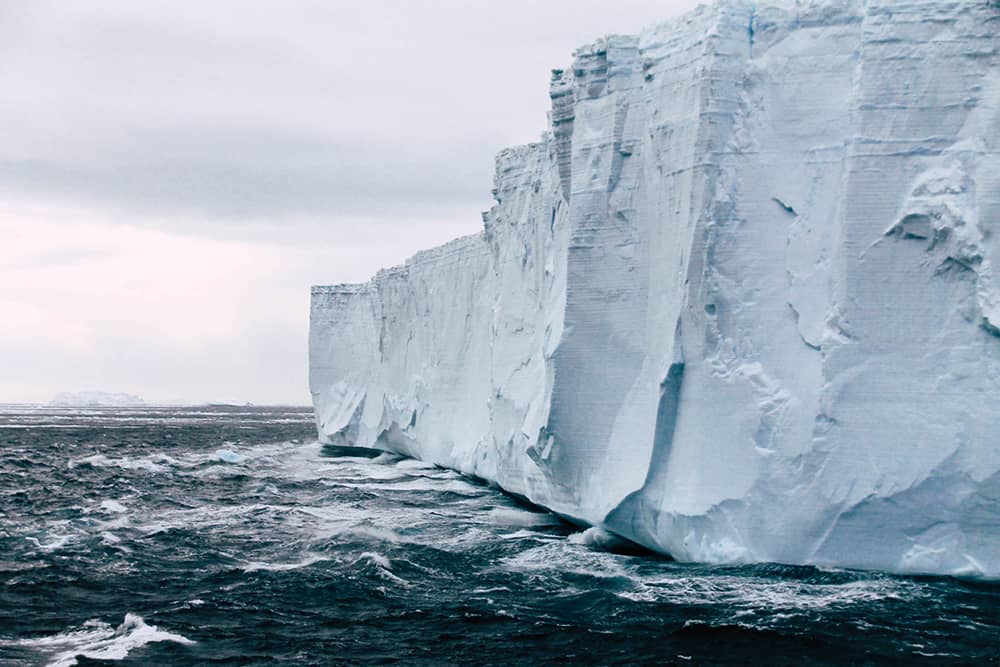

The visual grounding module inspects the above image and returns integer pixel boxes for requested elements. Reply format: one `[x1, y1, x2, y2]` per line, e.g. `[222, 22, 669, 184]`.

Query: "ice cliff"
[311, 0, 1000, 577]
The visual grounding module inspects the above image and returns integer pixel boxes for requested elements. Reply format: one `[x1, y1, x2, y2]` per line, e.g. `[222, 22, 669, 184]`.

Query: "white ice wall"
[310, 0, 1000, 577]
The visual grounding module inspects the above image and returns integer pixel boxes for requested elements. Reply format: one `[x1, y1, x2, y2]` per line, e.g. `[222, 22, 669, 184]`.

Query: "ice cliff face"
[310, 0, 1000, 577]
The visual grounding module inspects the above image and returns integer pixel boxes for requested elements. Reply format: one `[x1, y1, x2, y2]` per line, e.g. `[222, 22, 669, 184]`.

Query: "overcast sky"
[1, 0, 701, 405]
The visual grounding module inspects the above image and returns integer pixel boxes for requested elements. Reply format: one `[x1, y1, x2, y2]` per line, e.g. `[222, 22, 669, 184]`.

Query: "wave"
[567, 526, 650, 555]
[5, 613, 193, 666]
[498, 529, 560, 541]
[66, 440, 324, 477]
[379, 477, 484, 495]
[356, 551, 392, 570]
[485, 507, 563, 528]
[24, 534, 76, 552]
[99, 499, 128, 514]
[71, 453, 175, 473]
[616, 571, 922, 611]
[242, 555, 330, 572]
[500, 542, 630, 581]
[355, 551, 408, 585]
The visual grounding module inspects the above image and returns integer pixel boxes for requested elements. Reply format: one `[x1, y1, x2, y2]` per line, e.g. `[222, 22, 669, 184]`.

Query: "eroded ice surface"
[310, 0, 1000, 577]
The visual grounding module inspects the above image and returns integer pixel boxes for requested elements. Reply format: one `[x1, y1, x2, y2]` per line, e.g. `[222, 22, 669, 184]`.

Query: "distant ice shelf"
[49, 392, 145, 407]
[310, 0, 1000, 578]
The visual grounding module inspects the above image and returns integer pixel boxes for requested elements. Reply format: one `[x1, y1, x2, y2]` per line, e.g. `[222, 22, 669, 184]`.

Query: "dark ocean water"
[0, 406, 997, 666]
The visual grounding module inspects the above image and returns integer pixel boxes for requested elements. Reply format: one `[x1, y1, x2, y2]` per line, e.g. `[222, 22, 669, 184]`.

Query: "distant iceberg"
[49, 392, 145, 407]
[309, 0, 1000, 577]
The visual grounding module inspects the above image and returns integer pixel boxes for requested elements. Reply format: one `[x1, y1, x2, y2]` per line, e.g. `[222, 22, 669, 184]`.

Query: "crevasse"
[310, 0, 1000, 577]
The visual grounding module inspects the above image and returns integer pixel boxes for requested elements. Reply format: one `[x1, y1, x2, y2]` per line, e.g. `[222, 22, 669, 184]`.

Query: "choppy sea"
[0, 406, 997, 666]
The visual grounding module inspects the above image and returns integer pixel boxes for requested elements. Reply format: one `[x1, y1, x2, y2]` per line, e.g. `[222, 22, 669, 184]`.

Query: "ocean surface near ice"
[1, 406, 998, 665]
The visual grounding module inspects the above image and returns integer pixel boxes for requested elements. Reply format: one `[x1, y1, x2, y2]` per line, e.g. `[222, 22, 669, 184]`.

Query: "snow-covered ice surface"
[310, 0, 1000, 577]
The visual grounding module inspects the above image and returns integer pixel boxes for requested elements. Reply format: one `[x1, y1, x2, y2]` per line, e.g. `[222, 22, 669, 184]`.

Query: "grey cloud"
[0, 0, 698, 237]
[0, 127, 495, 222]
[0, 0, 701, 403]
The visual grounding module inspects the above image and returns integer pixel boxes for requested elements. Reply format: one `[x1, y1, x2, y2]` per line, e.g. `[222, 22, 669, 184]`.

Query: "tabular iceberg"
[310, 0, 1000, 577]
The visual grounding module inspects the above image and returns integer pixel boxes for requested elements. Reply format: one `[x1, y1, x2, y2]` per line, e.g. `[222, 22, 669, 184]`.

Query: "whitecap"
[485, 507, 561, 527]
[568, 526, 630, 551]
[348, 466, 409, 481]
[72, 454, 173, 473]
[471, 586, 512, 594]
[332, 524, 408, 545]
[241, 555, 329, 572]
[381, 477, 482, 495]
[356, 551, 392, 570]
[497, 529, 558, 541]
[99, 499, 127, 514]
[616, 573, 922, 612]
[500, 542, 629, 580]
[25, 534, 75, 552]
[8, 613, 193, 666]
[355, 551, 408, 585]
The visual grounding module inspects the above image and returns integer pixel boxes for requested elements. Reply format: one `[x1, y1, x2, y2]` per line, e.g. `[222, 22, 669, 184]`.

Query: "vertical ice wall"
[311, 0, 1000, 577]
[310, 141, 571, 503]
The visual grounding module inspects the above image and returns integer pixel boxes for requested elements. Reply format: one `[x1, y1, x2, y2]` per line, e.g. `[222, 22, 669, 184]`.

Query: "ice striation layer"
[310, 0, 1000, 577]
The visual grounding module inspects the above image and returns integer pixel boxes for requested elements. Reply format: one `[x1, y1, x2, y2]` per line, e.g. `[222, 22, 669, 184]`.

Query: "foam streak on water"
[0, 406, 997, 665]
